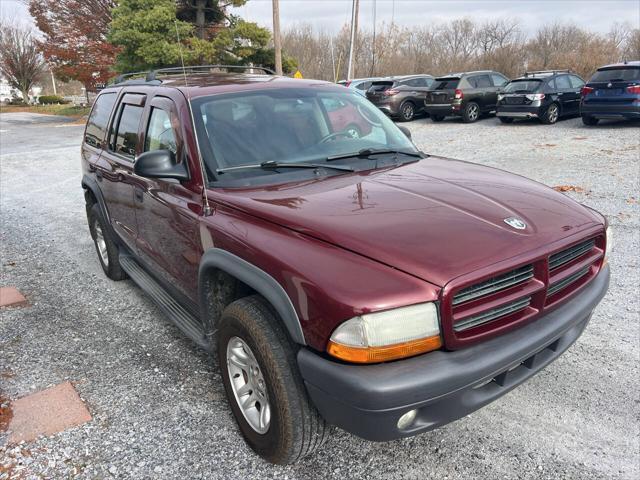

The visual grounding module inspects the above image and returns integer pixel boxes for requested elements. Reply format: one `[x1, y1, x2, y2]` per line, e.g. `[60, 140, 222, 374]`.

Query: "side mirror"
[397, 125, 412, 140]
[134, 150, 189, 181]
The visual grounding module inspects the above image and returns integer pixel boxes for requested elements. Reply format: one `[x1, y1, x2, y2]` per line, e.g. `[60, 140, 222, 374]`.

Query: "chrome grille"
[548, 266, 591, 296]
[549, 239, 595, 271]
[454, 297, 532, 332]
[452, 265, 534, 306]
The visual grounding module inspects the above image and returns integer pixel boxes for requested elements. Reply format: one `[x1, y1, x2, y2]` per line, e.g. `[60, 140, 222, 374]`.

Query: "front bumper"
[298, 264, 610, 441]
[581, 103, 640, 119]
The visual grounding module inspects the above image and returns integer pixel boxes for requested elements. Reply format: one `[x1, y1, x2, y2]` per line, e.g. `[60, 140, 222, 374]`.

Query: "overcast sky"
[2, 0, 638, 34]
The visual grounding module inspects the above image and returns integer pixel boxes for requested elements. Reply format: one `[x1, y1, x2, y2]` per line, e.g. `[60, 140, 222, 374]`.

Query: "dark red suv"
[81, 65, 611, 465]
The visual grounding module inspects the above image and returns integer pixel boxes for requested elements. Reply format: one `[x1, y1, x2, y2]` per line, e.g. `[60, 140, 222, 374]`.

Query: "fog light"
[397, 409, 417, 430]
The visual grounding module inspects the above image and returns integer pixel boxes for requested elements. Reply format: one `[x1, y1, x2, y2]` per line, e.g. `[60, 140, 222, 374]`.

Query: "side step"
[119, 255, 211, 351]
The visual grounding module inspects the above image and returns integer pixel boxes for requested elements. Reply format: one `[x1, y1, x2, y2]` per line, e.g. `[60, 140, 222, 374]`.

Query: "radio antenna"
[174, 21, 189, 87]
[174, 21, 212, 216]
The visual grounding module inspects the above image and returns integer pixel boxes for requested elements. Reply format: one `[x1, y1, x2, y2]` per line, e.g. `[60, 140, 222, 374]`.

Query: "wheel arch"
[81, 174, 114, 237]
[198, 249, 306, 345]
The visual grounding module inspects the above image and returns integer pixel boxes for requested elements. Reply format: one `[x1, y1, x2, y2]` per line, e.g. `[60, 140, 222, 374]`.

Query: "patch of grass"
[0, 104, 91, 118]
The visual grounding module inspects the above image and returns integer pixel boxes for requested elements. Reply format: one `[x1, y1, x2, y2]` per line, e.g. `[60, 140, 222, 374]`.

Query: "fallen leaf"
[553, 185, 585, 193]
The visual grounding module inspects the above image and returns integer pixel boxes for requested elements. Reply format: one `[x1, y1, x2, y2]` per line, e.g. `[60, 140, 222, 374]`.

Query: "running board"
[119, 255, 211, 351]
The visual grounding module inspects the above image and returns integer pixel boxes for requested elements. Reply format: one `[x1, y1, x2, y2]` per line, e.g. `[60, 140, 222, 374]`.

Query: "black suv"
[496, 70, 585, 124]
[366, 75, 435, 121]
[424, 71, 509, 123]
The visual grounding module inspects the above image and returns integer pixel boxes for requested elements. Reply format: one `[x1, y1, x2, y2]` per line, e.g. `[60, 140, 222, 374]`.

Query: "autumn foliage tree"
[28, 0, 119, 99]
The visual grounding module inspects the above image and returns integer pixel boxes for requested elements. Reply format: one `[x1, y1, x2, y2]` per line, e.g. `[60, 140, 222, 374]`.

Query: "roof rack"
[524, 69, 570, 77]
[108, 64, 275, 86]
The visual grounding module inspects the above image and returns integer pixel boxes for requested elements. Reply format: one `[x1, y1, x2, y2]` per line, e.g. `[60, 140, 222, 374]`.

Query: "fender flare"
[81, 174, 120, 241]
[198, 249, 306, 345]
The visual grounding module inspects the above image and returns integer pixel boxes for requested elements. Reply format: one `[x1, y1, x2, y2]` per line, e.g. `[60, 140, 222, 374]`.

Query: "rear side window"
[555, 75, 572, 89]
[113, 104, 144, 158]
[145, 108, 177, 155]
[474, 75, 492, 88]
[369, 81, 394, 92]
[355, 81, 371, 90]
[590, 67, 640, 82]
[432, 78, 459, 90]
[85, 93, 116, 148]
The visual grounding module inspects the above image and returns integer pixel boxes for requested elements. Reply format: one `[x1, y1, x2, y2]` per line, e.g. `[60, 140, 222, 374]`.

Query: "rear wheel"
[88, 204, 127, 280]
[462, 102, 480, 123]
[217, 296, 328, 464]
[399, 101, 415, 122]
[430, 114, 445, 122]
[498, 117, 514, 124]
[541, 103, 560, 124]
[582, 115, 599, 126]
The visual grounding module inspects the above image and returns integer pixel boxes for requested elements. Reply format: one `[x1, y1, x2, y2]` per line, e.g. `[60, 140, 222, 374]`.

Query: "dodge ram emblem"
[504, 217, 527, 230]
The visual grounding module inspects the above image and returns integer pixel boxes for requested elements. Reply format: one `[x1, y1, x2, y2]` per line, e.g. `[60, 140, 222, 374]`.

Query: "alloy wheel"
[547, 104, 559, 123]
[226, 336, 271, 434]
[467, 103, 479, 122]
[94, 222, 109, 267]
[402, 103, 414, 120]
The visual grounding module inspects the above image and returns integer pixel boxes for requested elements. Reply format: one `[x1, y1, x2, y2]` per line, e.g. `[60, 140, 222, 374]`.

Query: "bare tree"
[0, 23, 46, 101]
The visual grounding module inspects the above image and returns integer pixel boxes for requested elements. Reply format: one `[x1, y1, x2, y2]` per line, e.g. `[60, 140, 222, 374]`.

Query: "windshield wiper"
[326, 148, 424, 162]
[217, 160, 355, 174]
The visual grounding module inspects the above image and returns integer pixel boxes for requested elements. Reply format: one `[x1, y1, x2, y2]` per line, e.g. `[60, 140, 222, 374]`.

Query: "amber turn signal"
[327, 335, 442, 364]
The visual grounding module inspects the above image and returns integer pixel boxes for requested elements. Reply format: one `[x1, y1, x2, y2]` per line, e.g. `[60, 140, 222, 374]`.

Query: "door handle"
[134, 188, 144, 203]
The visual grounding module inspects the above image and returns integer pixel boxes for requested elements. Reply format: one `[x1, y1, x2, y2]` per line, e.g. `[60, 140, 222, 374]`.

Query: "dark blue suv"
[580, 61, 640, 125]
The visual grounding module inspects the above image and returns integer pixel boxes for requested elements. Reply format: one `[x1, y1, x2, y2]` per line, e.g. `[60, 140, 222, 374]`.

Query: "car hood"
[216, 157, 603, 287]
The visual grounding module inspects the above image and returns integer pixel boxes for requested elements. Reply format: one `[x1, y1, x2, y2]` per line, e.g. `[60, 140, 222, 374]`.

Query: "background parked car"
[496, 70, 585, 124]
[424, 71, 509, 123]
[337, 77, 382, 97]
[366, 75, 435, 121]
[580, 61, 640, 125]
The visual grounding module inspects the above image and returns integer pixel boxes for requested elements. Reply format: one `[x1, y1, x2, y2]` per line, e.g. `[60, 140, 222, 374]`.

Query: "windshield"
[503, 79, 542, 93]
[590, 67, 640, 82]
[192, 88, 416, 181]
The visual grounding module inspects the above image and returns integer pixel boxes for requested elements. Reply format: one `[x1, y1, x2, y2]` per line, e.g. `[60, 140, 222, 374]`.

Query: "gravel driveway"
[1, 112, 638, 479]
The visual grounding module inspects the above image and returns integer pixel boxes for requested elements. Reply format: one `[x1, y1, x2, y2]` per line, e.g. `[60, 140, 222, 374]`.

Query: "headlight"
[605, 225, 613, 263]
[326, 303, 442, 363]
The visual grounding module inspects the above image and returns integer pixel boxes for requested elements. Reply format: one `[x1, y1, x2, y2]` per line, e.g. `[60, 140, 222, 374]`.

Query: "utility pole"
[50, 67, 57, 96]
[346, 0, 359, 81]
[272, 0, 283, 75]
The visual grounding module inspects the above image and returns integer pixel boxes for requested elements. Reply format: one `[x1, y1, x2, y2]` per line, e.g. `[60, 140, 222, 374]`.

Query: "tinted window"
[569, 75, 585, 88]
[475, 75, 492, 88]
[432, 78, 459, 89]
[503, 80, 542, 93]
[113, 104, 143, 158]
[355, 81, 371, 90]
[590, 67, 640, 82]
[555, 75, 572, 89]
[145, 108, 177, 155]
[491, 74, 508, 87]
[85, 93, 116, 148]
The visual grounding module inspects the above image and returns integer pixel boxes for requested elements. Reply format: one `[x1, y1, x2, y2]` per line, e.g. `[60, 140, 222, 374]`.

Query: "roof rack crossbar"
[146, 64, 275, 81]
[524, 69, 571, 77]
[110, 71, 154, 85]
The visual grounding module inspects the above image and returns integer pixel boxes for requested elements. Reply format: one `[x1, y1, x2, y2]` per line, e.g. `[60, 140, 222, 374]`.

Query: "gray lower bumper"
[298, 265, 610, 441]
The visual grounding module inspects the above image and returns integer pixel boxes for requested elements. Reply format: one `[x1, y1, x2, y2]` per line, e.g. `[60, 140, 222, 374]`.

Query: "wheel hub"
[226, 336, 271, 434]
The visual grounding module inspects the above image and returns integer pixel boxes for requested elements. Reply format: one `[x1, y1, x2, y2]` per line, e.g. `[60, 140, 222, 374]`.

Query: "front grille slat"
[453, 265, 534, 306]
[549, 239, 595, 271]
[548, 266, 591, 296]
[454, 297, 531, 332]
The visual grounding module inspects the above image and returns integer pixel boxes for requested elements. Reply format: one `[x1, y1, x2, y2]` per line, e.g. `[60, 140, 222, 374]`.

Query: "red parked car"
[81, 65, 611, 464]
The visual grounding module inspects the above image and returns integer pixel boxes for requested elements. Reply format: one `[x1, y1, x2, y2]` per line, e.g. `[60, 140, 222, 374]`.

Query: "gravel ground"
[1, 112, 638, 479]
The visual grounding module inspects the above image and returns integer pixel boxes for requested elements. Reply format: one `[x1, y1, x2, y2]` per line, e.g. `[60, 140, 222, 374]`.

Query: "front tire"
[462, 102, 480, 123]
[398, 101, 415, 122]
[217, 296, 328, 464]
[582, 114, 599, 126]
[88, 203, 127, 280]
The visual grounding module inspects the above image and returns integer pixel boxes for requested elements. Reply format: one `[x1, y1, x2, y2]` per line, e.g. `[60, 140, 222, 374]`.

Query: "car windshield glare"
[504, 80, 542, 93]
[192, 88, 417, 180]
